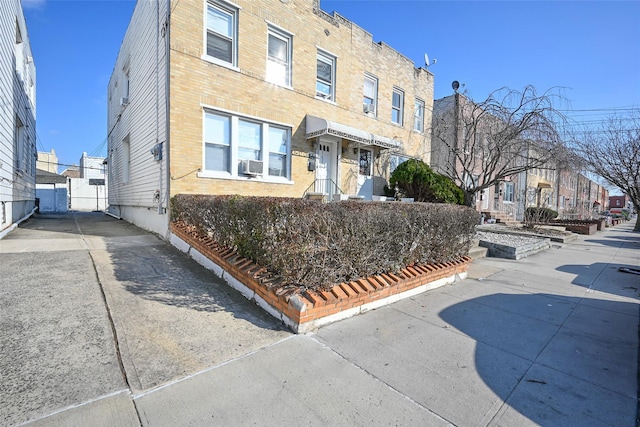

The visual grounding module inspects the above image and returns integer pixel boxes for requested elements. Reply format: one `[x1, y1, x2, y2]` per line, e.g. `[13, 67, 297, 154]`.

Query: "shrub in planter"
[389, 159, 464, 205]
[171, 195, 477, 291]
[524, 207, 558, 223]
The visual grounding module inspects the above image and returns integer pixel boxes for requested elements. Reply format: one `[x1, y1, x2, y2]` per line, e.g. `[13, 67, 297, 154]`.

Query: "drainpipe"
[163, 0, 171, 228]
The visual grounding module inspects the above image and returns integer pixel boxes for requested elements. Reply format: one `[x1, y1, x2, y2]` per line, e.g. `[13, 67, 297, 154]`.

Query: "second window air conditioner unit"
[363, 103, 375, 114]
[120, 97, 129, 106]
[241, 159, 263, 176]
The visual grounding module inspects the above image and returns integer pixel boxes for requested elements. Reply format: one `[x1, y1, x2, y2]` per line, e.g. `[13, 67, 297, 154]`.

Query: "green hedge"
[172, 195, 478, 291]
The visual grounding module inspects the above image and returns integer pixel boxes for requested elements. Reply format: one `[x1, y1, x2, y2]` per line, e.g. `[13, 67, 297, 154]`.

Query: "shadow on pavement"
[555, 262, 640, 299]
[439, 292, 638, 426]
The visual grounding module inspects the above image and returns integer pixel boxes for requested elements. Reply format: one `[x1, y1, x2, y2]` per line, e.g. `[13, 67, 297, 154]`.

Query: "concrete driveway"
[1, 212, 638, 426]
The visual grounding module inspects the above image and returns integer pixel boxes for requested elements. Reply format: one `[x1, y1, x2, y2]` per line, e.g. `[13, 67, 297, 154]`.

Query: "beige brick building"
[107, 0, 434, 236]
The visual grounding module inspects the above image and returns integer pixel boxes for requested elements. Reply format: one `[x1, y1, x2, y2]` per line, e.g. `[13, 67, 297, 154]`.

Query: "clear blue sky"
[22, 0, 640, 171]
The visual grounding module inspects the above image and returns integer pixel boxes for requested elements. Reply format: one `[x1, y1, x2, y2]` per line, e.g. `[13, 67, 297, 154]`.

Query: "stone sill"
[170, 221, 471, 333]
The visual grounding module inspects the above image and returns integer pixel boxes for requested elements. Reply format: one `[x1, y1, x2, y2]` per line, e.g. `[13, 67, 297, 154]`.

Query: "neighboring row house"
[432, 92, 608, 222]
[0, 0, 36, 234]
[108, 0, 434, 236]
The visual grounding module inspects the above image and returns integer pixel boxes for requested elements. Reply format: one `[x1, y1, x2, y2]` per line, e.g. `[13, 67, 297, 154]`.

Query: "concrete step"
[468, 245, 489, 260]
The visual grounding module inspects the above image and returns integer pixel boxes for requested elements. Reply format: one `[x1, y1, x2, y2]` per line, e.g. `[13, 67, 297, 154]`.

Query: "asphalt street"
[1, 212, 638, 426]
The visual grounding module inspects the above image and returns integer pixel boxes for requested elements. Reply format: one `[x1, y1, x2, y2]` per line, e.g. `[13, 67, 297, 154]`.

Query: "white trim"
[199, 103, 293, 128]
[196, 170, 294, 185]
[200, 54, 241, 72]
[315, 45, 339, 58]
[264, 19, 294, 36]
[202, 109, 293, 180]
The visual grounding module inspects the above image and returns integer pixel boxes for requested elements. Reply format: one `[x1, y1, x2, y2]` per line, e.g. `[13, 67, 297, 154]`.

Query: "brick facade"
[168, 0, 433, 201]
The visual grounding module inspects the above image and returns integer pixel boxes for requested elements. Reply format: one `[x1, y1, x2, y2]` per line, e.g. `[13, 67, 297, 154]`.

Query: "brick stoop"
[170, 221, 471, 333]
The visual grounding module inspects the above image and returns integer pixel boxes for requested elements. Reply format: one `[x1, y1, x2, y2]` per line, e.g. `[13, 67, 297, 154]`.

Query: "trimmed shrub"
[524, 207, 558, 223]
[171, 195, 477, 291]
[389, 159, 464, 204]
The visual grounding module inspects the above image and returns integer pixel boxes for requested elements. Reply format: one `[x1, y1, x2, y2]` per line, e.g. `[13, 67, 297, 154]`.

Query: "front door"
[315, 138, 338, 199]
[356, 148, 373, 200]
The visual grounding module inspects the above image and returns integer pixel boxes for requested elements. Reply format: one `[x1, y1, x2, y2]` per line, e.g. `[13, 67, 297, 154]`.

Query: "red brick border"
[170, 221, 471, 332]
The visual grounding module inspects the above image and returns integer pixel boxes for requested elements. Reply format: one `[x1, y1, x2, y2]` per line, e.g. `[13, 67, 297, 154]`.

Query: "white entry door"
[315, 138, 337, 198]
[356, 148, 373, 200]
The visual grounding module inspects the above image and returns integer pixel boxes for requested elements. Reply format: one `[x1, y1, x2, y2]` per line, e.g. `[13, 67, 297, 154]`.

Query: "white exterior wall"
[80, 152, 106, 179]
[107, 0, 169, 236]
[0, 0, 36, 231]
[69, 178, 107, 211]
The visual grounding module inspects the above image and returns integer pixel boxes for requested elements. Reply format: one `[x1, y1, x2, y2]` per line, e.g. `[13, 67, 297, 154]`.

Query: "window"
[124, 69, 130, 101]
[206, 1, 237, 66]
[237, 119, 261, 162]
[363, 74, 377, 115]
[122, 136, 130, 183]
[15, 21, 25, 82]
[390, 155, 409, 173]
[268, 126, 288, 177]
[504, 182, 514, 202]
[414, 98, 425, 132]
[14, 116, 24, 171]
[266, 27, 292, 87]
[316, 50, 336, 101]
[204, 110, 291, 179]
[391, 88, 404, 125]
[204, 112, 231, 172]
[359, 149, 372, 176]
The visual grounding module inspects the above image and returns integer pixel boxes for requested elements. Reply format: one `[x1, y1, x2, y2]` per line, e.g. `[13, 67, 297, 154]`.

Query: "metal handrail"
[303, 178, 344, 201]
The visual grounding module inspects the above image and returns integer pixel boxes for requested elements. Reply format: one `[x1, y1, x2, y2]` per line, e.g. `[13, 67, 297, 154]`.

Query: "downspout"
[156, 0, 161, 215]
[164, 0, 171, 231]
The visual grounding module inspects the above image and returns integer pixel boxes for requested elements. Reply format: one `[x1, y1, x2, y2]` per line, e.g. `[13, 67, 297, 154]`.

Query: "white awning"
[371, 134, 401, 149]
[305, 115, 401, 150]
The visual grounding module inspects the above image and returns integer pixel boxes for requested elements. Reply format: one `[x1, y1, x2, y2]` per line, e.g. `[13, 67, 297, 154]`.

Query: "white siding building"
[0, 0, 37, 234]
[68, 152, 107, 211]
[107, 0, 168, 236]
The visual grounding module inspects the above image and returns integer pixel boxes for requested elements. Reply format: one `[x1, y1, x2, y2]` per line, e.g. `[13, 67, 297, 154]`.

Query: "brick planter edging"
[169, 222, 471, 333]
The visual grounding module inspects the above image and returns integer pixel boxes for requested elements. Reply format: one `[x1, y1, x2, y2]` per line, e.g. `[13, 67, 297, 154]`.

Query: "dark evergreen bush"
[389, 159, 464, 204]
[172, 195, 477, 291]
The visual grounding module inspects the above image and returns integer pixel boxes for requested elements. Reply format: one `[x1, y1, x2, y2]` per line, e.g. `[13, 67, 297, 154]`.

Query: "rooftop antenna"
[424, 53, 437, 69]
[452, 80, 460, 93]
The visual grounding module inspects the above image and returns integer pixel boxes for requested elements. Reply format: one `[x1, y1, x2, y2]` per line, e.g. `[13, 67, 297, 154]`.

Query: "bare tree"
[576, 109, 640, 231]
[431, 85, 568, 207]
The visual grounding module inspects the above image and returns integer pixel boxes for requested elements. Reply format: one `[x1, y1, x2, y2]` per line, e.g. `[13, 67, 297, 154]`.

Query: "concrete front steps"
[481, 211, 519, 226]
[468, 239, 489, 260]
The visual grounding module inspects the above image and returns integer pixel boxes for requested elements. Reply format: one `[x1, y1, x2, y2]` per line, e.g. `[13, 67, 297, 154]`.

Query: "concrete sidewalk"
[1, 213, 638, 426]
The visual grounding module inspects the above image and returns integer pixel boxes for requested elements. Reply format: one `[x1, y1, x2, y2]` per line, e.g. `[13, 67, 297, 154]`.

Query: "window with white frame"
[206, 1, 238, 66]
[363, 74, 377, 115]
[504, 182, 514, 202]
[391, 87, 404, 125]
[266, 26, 292, 87]
[204, 112, 231, 172]
[237, 119, 262, 163]
[204, 110, 291, 179]
[359, 149, 373, 176]
[414, 98, 425, 132]
[14, 116, 24, 171]
[268, 126, 289, 177]
[316, 50, 335, 101]
[122, 135, 131, 184]
[390, 154, 409, 173]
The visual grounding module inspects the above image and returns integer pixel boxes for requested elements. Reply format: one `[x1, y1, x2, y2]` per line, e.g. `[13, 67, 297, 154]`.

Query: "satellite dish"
[452, 80, 460, 92]
[423, 53, 437, 69]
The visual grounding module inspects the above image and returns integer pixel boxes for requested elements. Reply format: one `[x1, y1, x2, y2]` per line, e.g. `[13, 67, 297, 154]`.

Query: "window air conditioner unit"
[120, 97, 129, 106]
[241, 159, 263, 176]
[363, 103, 375, 114]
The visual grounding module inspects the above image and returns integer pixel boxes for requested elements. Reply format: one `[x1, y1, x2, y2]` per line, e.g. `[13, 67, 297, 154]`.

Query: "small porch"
[303, 115, 401, 201]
